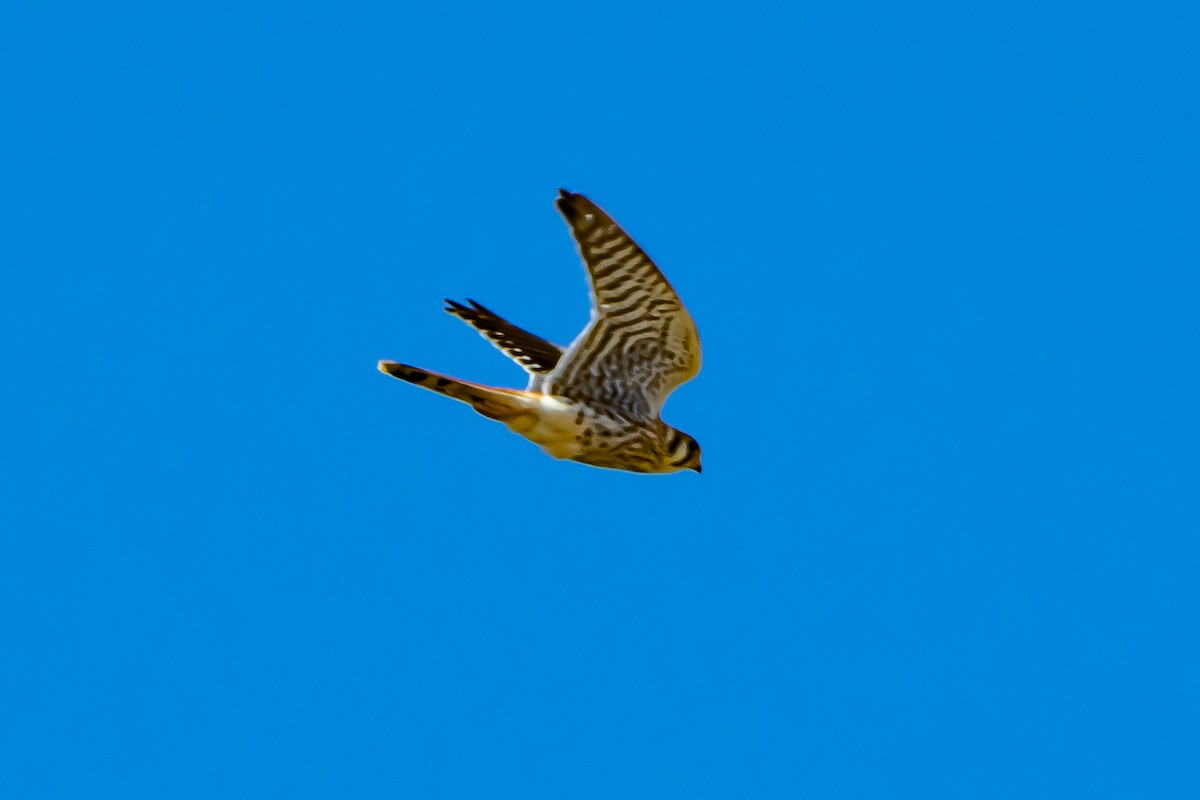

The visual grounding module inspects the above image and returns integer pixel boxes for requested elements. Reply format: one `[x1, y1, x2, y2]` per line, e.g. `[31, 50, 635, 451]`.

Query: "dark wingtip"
[556, 188, 580, 220]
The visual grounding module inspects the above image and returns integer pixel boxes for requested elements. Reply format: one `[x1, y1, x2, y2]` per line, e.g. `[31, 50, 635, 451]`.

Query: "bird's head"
[664, 427, 702, 474]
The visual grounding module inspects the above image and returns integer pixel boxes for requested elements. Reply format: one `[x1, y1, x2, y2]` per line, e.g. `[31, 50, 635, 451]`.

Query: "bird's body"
[379, 190, 702, 474]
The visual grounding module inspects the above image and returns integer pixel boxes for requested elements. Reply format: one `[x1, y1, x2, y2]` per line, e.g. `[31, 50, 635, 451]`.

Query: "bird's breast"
[500, 395, 589, 459]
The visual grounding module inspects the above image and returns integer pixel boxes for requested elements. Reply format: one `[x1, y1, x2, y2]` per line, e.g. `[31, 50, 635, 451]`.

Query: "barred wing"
[548, 190, 700, 418]
[444, 298, 562, 374]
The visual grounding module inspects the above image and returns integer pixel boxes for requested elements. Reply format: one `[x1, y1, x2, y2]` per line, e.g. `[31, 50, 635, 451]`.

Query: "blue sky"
[2, 1, 1197, 797]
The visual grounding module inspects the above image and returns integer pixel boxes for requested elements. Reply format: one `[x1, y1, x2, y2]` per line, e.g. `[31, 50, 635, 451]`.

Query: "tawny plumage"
[378, 189, 701, 474]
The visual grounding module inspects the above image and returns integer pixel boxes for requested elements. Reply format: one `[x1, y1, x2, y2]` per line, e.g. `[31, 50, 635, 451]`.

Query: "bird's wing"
[547, 190, 700, 418]
[444, 298, 563, 374]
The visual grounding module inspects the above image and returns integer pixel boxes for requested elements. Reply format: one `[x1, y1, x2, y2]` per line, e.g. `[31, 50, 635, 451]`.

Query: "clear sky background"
[2, 2, 1197, 797]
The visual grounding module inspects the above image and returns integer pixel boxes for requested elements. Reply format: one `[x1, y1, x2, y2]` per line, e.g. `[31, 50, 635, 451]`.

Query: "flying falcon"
[378, 189, 702, 474]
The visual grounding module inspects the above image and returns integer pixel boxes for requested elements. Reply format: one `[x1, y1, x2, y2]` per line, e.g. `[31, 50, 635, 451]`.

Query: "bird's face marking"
[665, 428, 702, 473]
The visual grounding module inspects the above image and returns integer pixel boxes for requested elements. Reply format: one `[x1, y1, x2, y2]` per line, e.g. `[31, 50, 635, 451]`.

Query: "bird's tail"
[377, 360, 534, 425]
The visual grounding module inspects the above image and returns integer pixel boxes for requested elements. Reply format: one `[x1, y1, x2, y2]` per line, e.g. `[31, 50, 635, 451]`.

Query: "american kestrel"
[378, 189, 701, 474]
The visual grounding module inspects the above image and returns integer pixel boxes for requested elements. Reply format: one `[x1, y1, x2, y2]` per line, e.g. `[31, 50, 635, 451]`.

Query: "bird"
[378, 189, 702, 474]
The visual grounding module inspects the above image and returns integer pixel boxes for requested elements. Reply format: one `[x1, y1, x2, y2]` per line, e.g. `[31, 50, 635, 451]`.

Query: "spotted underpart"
[377, 189, 702, 474]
